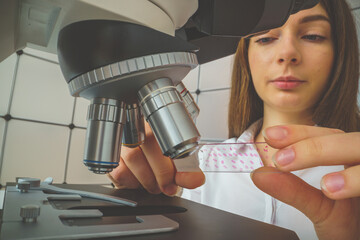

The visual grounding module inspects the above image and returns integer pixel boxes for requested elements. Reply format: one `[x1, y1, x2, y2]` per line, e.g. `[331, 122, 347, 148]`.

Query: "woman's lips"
[269, 76, 306, 90]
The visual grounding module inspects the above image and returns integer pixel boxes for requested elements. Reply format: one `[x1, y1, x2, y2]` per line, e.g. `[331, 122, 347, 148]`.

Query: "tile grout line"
[196, 65, 201, 104]
[200, 87, 231, 93]
[71, 97, 78, 124]
[10, 116, 86, 129]
[63, 97, 78, 183]
[0, 53, 21, 185]
[63, 130, 73, 183]
[0, 122, 9, 186]
[23, 52, 59, 65]
[6, 53, 21, 114]
[70, 97, 77, 124]
[194, 65, 202, 126]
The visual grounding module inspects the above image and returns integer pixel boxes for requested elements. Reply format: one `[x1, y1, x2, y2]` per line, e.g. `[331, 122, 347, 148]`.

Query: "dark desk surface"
[1, 184, 299, 240]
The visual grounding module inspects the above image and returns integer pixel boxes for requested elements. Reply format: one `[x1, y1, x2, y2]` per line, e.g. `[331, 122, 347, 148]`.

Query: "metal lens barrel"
[176, 82, 199, 121]
[138, 78, 200, 159]
[122, 103, 145, 148]
[83, 98, 126, 174]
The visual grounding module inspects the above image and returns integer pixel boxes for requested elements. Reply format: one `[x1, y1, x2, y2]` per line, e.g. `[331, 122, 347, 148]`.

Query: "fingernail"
[263, 126, 288, 140]
[250, 170, 254, 179]
[272, 148, 295, 166]
[321, 173, 345, 193]
[164, 184, 178, 196]
[149, 186, 162, 194]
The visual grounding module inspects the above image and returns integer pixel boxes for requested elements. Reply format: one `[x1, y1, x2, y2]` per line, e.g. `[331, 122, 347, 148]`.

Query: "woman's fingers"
[252, 167, 359, 240]
[108, 157, 141, 189]
[251, 167, 332, 224]
[121, 146, 161, 194]
[109, 122, 205, 195]
[140, 123, 178, 195]
[175, 171, 206, 189]
[272, 132, 360, 171]
[263, 125, 344, 149]
[264, 125, 360, 170]
[321, 165, 360, 200]
[263, 125, 360, 199]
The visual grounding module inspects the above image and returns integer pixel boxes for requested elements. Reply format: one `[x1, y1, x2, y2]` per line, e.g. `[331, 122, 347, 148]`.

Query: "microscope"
[1, 1, 321, 239]
[56, 0, 319, 174]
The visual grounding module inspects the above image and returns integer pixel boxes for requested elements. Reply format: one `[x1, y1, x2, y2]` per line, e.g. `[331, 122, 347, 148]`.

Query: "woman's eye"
[255, 37, 275, 44]
[302, 34, 325, 42]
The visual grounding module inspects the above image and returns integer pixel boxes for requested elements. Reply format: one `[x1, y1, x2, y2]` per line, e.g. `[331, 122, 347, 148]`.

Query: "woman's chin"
[265, 96, 304, 109]
[267, 100, 306, 112]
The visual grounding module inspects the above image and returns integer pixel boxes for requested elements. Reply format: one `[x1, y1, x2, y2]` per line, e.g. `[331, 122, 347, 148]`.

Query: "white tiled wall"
[355, 8, 360, 54]
[0, 120, 69, 184]
[197, 90, 230, 140]
[182, 66, 200, 92]
[347, 0, 360, 9]
[0, 2, 359, 186]
[0, 54, 17, 116]
[199, 55, 234, 91]
[73, 97, 90, 128]
[0, 119, 5, 162]
[11, 54, 75, 124]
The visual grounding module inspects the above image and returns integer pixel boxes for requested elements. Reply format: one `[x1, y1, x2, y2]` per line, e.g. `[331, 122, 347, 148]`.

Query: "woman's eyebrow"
[299, 14, 330, 24]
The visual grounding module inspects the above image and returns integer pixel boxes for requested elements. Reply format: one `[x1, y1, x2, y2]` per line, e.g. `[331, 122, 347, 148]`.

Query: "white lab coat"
[181, 120, 344, 240]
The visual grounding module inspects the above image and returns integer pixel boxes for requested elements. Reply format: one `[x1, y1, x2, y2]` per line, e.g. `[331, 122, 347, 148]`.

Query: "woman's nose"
[276, 37, 301, 65]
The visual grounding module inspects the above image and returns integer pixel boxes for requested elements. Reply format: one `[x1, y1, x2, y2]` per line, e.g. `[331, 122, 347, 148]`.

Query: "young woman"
[108, 0, 360, 239]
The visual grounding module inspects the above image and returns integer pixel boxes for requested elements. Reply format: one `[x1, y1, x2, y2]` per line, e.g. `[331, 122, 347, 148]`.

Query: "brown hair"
[228, 0, 360, 138]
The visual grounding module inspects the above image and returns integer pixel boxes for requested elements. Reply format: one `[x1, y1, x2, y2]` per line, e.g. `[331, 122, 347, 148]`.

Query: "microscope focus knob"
[20, 204, 40, 223]
[16, 177, 41, 187]
[16, 181, 30, 193]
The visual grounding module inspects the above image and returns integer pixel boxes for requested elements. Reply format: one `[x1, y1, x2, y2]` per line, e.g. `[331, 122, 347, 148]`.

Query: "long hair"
[228, 0, 360, 138]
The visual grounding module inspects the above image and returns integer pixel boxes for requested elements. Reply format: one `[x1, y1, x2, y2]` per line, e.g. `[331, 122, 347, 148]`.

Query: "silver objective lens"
[83, 98, 126, 174]
[138, 78, 200, 159]
[176, 82, 199, 121]
[122, 103, 145, 148]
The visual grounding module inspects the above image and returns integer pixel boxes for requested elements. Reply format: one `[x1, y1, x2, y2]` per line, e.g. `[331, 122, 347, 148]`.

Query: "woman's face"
[248, 4, 334, 114]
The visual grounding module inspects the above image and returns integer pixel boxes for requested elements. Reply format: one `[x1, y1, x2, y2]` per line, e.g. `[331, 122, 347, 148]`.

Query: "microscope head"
[58, 20, 201, 173]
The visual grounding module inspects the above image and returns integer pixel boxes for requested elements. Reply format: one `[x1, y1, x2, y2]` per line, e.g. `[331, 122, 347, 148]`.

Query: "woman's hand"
[251, 125, 360, 240]
[108, 122, 205, 196]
